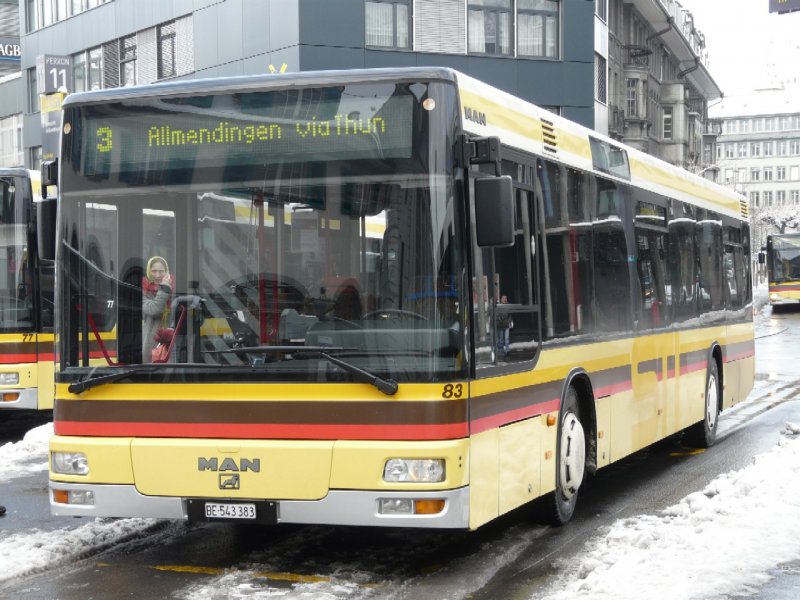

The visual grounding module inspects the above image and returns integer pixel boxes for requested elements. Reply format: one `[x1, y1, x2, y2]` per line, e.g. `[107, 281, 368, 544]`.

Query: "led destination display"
[74, 84, 416, 179]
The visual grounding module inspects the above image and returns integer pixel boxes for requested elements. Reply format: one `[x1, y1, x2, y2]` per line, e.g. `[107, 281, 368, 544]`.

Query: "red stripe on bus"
[680, 361, 706, 376]
[53, 420, 469, 440]
[594, 380, 633, 398]
[0, 353, 39, 363]
[769, 285, 800, 292]
[470, 398, 560, 434]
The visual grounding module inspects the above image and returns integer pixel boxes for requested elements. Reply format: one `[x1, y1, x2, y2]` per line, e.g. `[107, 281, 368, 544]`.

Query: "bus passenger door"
[632, 202, 672, 447]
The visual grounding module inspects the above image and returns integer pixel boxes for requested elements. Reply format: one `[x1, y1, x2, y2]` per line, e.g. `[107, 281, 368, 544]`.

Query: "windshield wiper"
[68, 364, 165, 394]
[205, 345, 398, 395]
[67, 363, 217, 394]
[317, 352, 398, 396]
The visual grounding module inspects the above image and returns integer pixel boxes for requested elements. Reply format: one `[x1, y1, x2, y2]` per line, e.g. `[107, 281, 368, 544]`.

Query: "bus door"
[632, 198, 672, 444]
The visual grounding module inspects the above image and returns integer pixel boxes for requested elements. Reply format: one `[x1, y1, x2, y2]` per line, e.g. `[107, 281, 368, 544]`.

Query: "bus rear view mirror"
[475, 175, 514, 247]
[41, 160, 58, 199]
[37, 197, 57, 262]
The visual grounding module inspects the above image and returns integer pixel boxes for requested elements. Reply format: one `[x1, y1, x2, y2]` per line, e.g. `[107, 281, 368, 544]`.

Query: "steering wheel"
[363, 308, 428, 321]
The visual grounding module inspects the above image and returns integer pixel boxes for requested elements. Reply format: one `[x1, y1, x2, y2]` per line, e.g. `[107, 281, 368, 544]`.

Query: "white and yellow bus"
[0, 168, 55, 412]
[46, 68, 753, 529]
[766, 232, 800, 305]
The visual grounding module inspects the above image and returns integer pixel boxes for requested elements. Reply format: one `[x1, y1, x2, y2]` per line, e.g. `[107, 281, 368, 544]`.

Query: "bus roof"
[61, 66, 745, 221]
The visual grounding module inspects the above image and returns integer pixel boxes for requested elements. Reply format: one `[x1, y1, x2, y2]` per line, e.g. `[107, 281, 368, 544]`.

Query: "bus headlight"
[383, 458, 445, 483]
[0, 372, 19, 385]
[52, 452, 90, 475]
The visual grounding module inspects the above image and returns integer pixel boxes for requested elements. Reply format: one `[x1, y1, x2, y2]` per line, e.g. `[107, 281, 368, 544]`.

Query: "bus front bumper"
[49, 482, 470, 529]
[0, 387, 39, 410]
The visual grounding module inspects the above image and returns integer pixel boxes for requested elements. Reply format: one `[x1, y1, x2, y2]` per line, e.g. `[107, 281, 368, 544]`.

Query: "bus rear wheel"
[544, 387, 586, 525]
[684, 358, 719, 448]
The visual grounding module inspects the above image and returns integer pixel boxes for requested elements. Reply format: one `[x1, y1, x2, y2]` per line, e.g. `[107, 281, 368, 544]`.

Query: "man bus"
[0, 168, 55, 413]
[766, 232, 800, 306]
[45, 68, 753, 529]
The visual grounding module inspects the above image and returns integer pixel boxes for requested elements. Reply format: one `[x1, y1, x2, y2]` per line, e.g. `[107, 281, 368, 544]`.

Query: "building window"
[626, 79, 638, 116]
[777, 190, 786, 205]
[792, 190, 799, 204]
[737, 143, 747, 158]
[468, 0, 513, 56]
[764, 141, 774, 156]
[595, 53, 607, 104]
[777, 140, 787, 156]
[791, 140, 800, 155]
[158, 21, 177, 79]
[27, 68, 39, 113]
[792, 166, 799, 180]
[518, 0, 559, 58]
[28, 146, 42, 172]
[72, 52, 86, 93]
[120, 36, 137, 87]
[0, 114, 23, 168]
[764, 167, 773, 181]
[777, 166, 787, 180]
[764, 191, 773, 206]
[750, 191, 760, 208]
[595, 0, 606, 21]
[724, 143, 734, 158]
[663, 107, 673, 140]
[750, 168, 760, 181]
[88, 46, 102, 90]
[751, 142, 760, 157]
[365, 0, 411, 49]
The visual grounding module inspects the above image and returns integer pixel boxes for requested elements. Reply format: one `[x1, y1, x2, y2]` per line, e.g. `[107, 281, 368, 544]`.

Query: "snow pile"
[0, 518, 161, 582]
[0, 422, 52, 482]
[541, 423, 800, 600]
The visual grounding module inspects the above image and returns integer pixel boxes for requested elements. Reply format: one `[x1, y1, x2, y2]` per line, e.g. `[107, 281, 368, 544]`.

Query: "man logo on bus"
[464, 106, 487, 126]
[198, 457, 261, 472]
[219, 474, 241, 490]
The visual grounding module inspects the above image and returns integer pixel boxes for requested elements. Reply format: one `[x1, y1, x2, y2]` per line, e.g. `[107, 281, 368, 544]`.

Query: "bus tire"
[684, 357, 720, 448]
[544, 386, 586, 525]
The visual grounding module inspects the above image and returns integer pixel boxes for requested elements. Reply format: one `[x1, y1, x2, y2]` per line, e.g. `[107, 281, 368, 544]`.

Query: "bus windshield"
[770, 236, 800, 283]
[58, 80, 467, 384]
[0, 173, 34, 332]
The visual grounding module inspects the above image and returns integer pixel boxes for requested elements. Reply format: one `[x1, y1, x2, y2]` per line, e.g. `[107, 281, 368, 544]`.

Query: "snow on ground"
[0, 423, 160, 582]
[0, 422, 52, 482]
[539, 423, 800, 600]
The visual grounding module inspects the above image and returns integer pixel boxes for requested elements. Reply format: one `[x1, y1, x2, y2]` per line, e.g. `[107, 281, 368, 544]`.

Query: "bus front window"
[0, 176, 33, 332]
[58, 80, 467, 384]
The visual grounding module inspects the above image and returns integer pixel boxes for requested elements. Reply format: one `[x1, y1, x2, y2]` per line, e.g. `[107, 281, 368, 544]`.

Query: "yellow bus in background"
[47, 68, 753, 529]
[0, 168, 55, 412]
[766, 233, 800, 305]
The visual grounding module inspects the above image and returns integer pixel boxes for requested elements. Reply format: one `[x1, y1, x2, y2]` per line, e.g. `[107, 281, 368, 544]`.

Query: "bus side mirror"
[475, 175, 514, 247]
[41, 159, 58, 199]
[758, 251, 766, 265]
[37, 197, 57, 262]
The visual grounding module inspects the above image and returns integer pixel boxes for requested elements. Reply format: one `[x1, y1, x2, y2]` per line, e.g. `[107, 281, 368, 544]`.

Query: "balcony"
[624, 45, 652, 67]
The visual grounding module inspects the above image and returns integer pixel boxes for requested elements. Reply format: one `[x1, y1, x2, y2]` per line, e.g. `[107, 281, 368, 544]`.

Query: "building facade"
[17, 0, 716, 172]
[713, 88, 800, 246]
[0, 0, 22, 167]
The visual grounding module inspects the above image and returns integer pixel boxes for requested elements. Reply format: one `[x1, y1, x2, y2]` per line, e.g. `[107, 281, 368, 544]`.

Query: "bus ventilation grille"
[541, 119, 558, 155]
[740, 199, 749, 218]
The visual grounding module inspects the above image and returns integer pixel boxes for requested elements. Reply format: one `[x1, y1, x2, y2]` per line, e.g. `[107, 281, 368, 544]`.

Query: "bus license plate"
[205, 502, 256, 520]
[186, 499, 278, 524]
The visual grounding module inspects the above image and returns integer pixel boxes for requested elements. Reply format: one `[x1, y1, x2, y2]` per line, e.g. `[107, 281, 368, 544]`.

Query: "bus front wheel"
[545, 387, 586, 525]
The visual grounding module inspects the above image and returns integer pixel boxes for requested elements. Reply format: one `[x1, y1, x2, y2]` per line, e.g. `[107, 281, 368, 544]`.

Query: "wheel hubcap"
[706, 373, 719, 430]
[559, 412, 586, 499]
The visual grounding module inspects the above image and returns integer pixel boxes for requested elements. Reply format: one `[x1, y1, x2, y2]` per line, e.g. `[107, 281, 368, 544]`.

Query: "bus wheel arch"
[685, 344, 722, 448]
